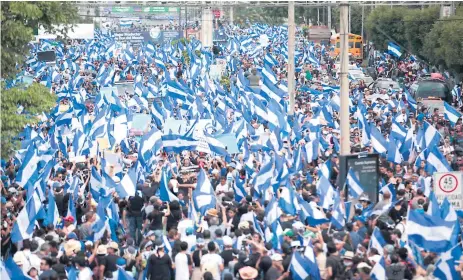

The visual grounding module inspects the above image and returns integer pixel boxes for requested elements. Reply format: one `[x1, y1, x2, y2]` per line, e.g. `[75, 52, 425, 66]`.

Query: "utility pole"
[317, 7, 320, 25]
[348, 5, 351, 34]
[361, 5, 364, 37]
[340, 1, 350, 155]
[230, 6, 233, 25]
[327, 5, 332, 30]
[288, 1, 296, 116]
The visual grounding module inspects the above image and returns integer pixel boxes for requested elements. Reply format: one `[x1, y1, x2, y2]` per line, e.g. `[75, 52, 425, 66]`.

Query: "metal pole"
[348, 5, 351, 34]
[361, 5, 364, 37]
[288, 1, 296, 116]
[230, 6, 233, 25]
[340, 1, 350, 155]
[327, 5, 332, 29]
[317, 7, 320, 25]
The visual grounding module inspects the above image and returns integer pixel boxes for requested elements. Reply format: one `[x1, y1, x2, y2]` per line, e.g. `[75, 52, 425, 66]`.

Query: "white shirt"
[175, 252, 190, 280]
[78, 267, 93, 280]
[177, 219, 194, 239]
[200, 253, 223, 280]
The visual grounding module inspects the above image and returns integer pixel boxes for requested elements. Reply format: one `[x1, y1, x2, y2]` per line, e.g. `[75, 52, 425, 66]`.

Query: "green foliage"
[235, 7, 288, 25]
[1, 2, 79, 79]
[171, 37, 190, 46]
[422, 15, 463, 73]
[1, 83, 57, 158]
[365, 7, 408, 50]
[331, 6, 372, 35]
[220, 76, 230, 90]
[403, 7, 440, 55]
[182, 50, 190, 65]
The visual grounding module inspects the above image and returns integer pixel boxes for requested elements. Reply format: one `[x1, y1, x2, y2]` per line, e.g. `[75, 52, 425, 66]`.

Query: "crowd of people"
[2, 22, 463, 280]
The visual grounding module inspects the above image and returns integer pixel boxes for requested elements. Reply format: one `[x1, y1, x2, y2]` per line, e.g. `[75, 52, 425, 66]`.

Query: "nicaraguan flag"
[159, 167, 178, 202]
[317, 175, 335, 209]
[162, 134, 198, 153]
[433, 242, 463, 280]
[233, 175, 247, 202]
[119, 167, 137, 198]
[290, 250, 321, 280]
[426, 145, 452, 173]
[387, 42, 402, 58]
[298, 195, 329, 226]
[139, 126, 163, 164]
[444, 102, 461, 126]
[11, 191, 42, 243]
[370, 256, 387, 280]
[193, 168, 216, 216]
[346, 168, 364, 199]
[369, 227, 387, 256]
[407, 209, 458, 253]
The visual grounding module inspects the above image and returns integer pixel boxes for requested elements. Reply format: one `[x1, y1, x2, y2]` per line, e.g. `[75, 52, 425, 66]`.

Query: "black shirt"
[101, 254, 119, 277]
[192, 249, 208, 267]
[146, 253, 172, 280]
[127, 196, 144, 217]
[220, 249, 234, 268]
[148, 211, 163, 231]
[142, 182, 159, 202]
[326, 255, 344, 280]
[54, 192, 70, 217]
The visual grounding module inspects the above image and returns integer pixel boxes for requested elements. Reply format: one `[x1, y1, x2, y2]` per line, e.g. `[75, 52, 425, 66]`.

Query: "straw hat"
[64, 239, 81, 256]
[239, 266, 259, 280]
[96, 244, 108, 256]
[206, 208, 219, 217]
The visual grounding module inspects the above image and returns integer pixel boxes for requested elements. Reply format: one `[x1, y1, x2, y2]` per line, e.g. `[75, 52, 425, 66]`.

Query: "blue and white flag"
[346, 168, 364, 199]
[407, 209, 458, 253]
[139, 126, 163, 164]
[233, 175, 247, 202]
[317, 175, 335, 209]
[370, 256, 387, 280]
[11, 191, 42, 243]
[193, 168, 216, 216]
[298, 195, 329, 226]
[159, 168, 178, 202]
[162, 135, 198, 153]
[433, 242, 463, 280]
[387, 42, 402, 58]
[119, 167, 137, 198]
[290, 249, 321, 280]
[44, 189, 60, 227]
[444, 102, 461, 126]
[369, 227, 387, 255]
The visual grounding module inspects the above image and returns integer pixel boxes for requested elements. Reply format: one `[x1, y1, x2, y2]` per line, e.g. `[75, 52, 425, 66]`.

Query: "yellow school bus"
[331, 33, 363, 61]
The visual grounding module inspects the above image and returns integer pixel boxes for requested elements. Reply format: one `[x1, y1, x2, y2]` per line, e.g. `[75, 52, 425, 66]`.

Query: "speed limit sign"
[434, 172, 463, 210]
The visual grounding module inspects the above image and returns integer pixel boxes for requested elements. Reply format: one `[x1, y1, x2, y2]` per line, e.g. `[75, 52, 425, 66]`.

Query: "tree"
[331, 6, 372, 35]
[1, 2, 79, 79]
[234, 7, 288, 25]
[365, 7, 408, 50]
[403, 7, 439, 55]
[1, 84, 57, 158]
[1, 2, 78, 157]
[422, 15, 463, 78]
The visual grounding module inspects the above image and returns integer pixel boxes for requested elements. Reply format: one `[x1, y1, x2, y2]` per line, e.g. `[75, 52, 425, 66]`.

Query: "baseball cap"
[223, 236, 233, 246]
[63, 216, 75, 223]
[283, 229, 294, 237]
[66, 232, 78, 240]
[271, 254, 283, 261]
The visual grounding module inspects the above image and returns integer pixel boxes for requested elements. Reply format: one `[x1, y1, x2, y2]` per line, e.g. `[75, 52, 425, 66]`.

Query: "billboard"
[37, 24, 95, 40]
[339, 153, 380, 204]
[114, 29, 182, 46]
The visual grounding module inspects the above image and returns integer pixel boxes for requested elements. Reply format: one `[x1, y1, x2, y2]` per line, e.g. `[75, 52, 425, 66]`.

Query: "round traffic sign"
[438, 173, 458, 193]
